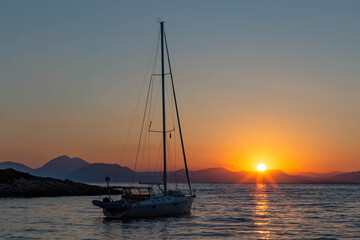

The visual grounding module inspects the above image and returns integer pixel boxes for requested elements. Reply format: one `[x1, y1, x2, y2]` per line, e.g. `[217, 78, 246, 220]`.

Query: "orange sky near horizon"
[2, 104, 359, 174]
[1, 59, 360, 173]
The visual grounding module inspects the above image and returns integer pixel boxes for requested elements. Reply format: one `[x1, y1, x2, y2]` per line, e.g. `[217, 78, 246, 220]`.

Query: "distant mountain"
[136, 168, 242, 184]
[1, 155, 360, 184]
[34, 155, 89, 179]
[234, 169, 314, 184]
[189, 168, 245, 183]
[321, 171, 360, 183]
[0, 161, 34, 174]
[67, 163, 133, 182]
[291, 171, 343, 178]
[64, 166, 314, 184]
[66, 166, 243, 183]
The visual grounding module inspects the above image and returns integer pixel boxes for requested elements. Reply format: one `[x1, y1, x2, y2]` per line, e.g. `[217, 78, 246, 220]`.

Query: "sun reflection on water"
[253, 183, 271, 238]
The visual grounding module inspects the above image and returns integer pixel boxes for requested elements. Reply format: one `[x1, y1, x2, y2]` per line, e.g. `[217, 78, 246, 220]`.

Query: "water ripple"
[1, 184, 360, 239]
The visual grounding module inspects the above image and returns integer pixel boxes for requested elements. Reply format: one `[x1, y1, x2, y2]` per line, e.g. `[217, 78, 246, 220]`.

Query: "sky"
[1, 0, 360, 173]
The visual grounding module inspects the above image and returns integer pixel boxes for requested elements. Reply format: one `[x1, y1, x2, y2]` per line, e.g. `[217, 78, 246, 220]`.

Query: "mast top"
[157, 18, 165, 24]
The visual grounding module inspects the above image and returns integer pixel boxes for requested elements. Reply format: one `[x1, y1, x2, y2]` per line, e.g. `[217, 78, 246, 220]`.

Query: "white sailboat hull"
[98, 195, 194, 219]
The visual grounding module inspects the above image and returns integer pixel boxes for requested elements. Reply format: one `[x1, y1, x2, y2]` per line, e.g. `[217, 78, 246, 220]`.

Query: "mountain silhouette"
[321, 171, 360, 183]
[189, 168, 245, 182]
[0, 161, 34, 174]
[236, 169, 314, 183]
[67, 163, 133, 182]
[291, 171, 343, 178]
[34, 155, 89, 179]
[1, 156, 360, 183]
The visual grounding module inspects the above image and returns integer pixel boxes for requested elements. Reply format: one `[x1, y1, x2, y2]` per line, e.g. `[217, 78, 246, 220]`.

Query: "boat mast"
[160, 21, 167, 193]
[163, 31, 192, 195]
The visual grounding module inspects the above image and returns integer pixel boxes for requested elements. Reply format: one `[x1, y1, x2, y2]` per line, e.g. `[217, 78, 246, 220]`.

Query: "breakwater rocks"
[0, 168, 120, 197]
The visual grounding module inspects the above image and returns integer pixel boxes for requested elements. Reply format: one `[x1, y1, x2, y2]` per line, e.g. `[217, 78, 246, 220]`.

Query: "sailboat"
[92, 21, 195, 218]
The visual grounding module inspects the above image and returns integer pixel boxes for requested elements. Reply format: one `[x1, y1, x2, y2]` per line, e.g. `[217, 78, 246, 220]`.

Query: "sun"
[257, 163, 267, 172]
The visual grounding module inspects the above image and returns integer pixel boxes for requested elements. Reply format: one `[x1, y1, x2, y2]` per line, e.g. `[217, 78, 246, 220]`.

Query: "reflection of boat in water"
[92, 21, 195, 218]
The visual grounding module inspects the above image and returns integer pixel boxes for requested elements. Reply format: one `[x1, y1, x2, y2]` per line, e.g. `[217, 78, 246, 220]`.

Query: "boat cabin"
[117, 186, 156, 203]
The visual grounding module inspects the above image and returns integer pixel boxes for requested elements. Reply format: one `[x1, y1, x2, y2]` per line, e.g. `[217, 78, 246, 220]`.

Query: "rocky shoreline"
[0, 168, 120, 197]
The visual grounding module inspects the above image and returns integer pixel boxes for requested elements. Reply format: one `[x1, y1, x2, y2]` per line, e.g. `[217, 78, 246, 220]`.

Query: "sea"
[1, 183, 360, 239]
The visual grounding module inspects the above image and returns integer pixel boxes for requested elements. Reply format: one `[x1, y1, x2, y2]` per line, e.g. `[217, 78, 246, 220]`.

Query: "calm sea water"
[1, 183, 360, 239]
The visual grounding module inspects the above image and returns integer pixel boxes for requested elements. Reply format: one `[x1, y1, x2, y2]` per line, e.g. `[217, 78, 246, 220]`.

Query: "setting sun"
[257, 164, 267, 172]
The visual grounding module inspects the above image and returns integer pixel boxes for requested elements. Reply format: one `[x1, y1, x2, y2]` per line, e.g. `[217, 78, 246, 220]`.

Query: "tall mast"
[164, 31, 192, 195]
[160, 21, 167, 193]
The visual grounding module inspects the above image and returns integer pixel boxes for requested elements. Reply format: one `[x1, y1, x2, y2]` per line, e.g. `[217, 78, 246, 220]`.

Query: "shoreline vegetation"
[0, 169, 120, 198]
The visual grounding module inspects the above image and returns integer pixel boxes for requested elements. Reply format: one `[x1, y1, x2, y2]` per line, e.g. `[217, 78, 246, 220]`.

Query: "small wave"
[232, 217, 253, 222]
[208, 216, 253, 223]
[311, 238, 338, 240]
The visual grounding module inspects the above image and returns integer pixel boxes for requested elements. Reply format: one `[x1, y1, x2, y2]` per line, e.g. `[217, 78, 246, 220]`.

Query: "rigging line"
[164, 29, 192, 193]
[148, 76, 156, 135]
[163, 38, 176, 130]
[147, 76, 153, 134]
[138, 122, 149, 180]
[167, 78, 178, 182]
[153, 137, 163, 181]
[139, 104, 151, 179]
[165, 59, 177, 129]
[149, 76, 162, 126]
[148, 76, 153, 118]
[147, 125, 151, 175]
[149, 28, 160, 118]
[148, 29, 160, 121]
[166, 138, 176, 183]
[143, 77, 154, 177]
[145, 106, 150, 176]
[119, 27, 160, 167]
[149, 77, 175, 134]
[152, 31, 160, 78]
[165, 76, 177, 130]
[132, 72, 153, 183]
[166, 138, 173, 182]
[148, 35, 160, 121]
[173, 146, 179, 184]
[143, 30, 160, 177]
[149, 36, 161, 123]
[143, 100, 153, 176]
[147, 77, 155, 173]
[167, 128, 179, 182]
[173, 130, 178, 183]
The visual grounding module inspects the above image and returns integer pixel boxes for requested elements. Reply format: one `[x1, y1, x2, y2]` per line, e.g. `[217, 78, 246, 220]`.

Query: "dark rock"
[0, 169, 120, 198]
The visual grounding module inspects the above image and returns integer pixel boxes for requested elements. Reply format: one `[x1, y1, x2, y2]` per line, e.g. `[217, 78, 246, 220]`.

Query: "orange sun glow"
[257, 163, 266, 172]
